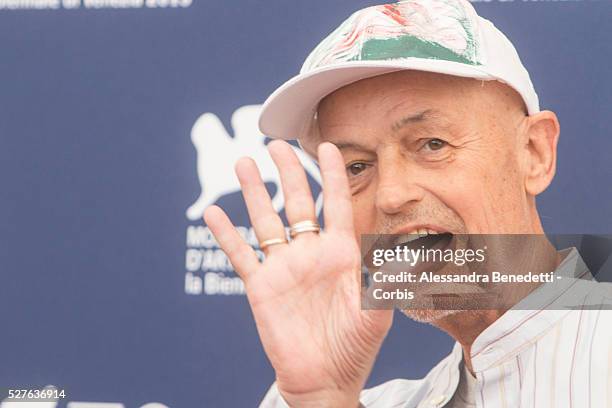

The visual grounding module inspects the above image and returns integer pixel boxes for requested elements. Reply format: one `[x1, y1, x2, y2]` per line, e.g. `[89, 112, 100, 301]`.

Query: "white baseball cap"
[259, 0, 540, 142]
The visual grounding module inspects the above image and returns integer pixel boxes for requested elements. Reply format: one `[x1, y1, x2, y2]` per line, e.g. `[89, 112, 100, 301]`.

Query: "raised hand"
[204, 141, 393, 407]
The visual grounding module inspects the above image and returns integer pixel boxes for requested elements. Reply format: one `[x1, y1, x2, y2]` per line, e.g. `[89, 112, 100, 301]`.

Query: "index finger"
[204, 205, 260, 281]
[318, 142, 355, 235]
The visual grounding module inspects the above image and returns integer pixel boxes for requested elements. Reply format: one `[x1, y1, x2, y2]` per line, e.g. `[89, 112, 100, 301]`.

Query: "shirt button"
[430, 395, 446, 406]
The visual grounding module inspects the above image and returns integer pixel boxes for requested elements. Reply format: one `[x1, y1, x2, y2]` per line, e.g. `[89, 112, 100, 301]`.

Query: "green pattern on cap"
[354, 34, 476, 65]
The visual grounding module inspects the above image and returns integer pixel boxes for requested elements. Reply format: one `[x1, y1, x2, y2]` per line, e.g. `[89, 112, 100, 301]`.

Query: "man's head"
[258, 0, 561, 325]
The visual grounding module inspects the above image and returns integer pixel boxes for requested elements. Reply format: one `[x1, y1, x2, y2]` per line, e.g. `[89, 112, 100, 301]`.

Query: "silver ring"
[259, 237, 288, 250]
[289, 220, 321, 238]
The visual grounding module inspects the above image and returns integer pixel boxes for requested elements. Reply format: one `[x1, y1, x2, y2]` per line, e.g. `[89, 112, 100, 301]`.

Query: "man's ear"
[523, 110, 560, 196]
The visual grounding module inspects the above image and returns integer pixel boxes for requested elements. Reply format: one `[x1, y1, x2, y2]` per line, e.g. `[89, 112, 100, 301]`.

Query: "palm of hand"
[205, 141, 393, 406]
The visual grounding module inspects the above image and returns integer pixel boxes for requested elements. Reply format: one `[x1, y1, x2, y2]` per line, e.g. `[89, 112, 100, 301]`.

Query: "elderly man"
[204, 1, 612, 407]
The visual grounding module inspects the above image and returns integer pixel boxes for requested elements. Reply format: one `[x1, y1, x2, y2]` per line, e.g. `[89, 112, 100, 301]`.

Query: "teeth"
[405, 229, 434, 236]
[394, 229, 432, 245]
[391, 228, 446, 248]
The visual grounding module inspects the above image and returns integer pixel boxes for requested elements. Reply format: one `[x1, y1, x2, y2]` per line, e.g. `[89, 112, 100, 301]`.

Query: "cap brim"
[259, 59, 495, 141]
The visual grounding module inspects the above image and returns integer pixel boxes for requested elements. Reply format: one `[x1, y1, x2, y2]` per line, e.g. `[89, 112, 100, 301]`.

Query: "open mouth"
[361, 230, 456, 272]
[390, 231, 455, 274]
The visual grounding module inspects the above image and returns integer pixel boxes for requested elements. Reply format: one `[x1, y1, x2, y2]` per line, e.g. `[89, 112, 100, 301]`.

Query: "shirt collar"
[468, 247, 591, 372]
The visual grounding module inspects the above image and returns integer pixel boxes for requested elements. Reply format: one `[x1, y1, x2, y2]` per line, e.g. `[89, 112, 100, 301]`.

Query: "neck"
[434, 310, 501, 374]
[431, 233, 561, 374]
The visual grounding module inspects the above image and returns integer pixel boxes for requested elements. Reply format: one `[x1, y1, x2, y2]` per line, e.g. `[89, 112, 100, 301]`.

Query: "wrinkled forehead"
[300, 71, 526, 155]
[319, 70, 505, 116]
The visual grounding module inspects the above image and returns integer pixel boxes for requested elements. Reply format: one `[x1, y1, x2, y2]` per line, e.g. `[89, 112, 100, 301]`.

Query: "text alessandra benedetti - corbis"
[372, 271, 557, 284]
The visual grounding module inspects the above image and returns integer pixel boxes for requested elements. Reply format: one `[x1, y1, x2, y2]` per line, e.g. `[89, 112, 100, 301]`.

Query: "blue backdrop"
[1, 1, 611, 407]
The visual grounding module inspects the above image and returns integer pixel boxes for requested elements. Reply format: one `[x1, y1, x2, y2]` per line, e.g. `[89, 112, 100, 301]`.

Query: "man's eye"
[423, 138, 448, 151]
[347, 162, 369, 176]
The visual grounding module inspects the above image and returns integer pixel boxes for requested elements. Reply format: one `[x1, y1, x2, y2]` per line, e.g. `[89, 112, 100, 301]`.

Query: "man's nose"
[374, 154, 425, 215]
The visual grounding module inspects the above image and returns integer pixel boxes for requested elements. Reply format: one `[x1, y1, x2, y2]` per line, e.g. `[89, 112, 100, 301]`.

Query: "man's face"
[307, 70, 534, 238]
[302, 71, 543, 323]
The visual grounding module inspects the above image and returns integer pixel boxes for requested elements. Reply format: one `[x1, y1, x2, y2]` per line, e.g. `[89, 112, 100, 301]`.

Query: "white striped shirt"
[260, 248, 612, 408]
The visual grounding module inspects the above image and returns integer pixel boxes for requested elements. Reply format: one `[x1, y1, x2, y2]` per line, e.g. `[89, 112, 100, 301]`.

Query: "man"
[204, 1, 612, 406]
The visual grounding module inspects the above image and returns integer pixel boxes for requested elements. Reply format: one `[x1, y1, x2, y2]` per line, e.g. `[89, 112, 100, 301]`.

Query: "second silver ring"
[289, 220, 321, 239]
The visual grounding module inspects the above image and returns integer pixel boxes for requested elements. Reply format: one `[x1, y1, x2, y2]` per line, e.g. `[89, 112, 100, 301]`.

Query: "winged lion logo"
[186, 105, 322, 221]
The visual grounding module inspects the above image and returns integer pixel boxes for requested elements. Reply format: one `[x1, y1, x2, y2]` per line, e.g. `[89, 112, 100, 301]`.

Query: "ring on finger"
[289, 220, 321, 239]
[259, 237, 288, 250]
